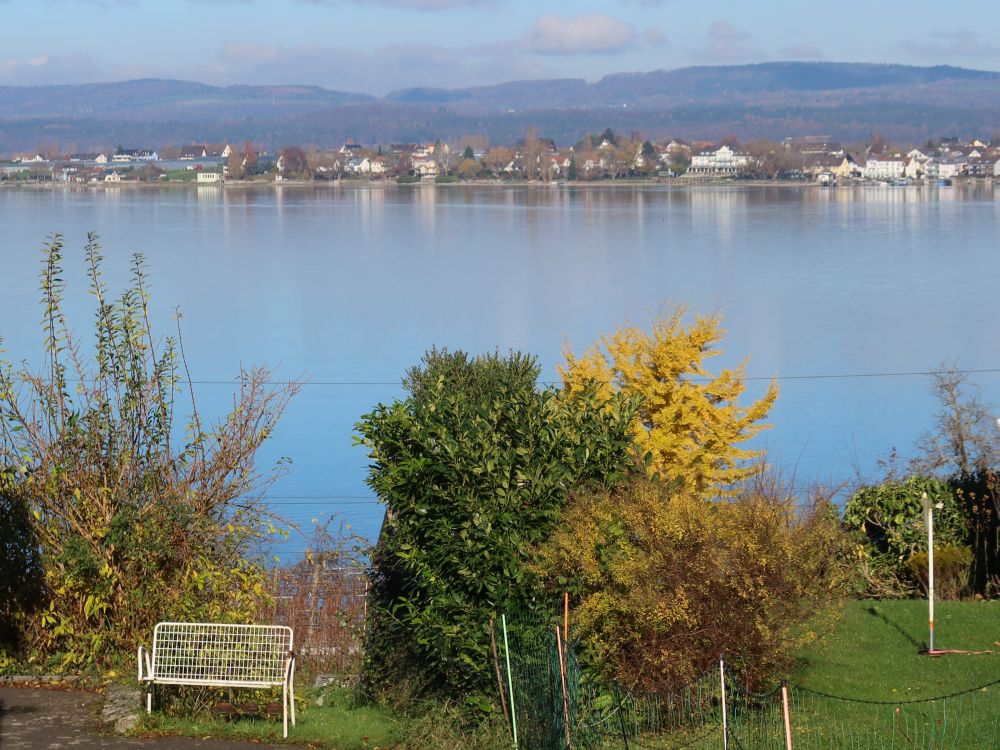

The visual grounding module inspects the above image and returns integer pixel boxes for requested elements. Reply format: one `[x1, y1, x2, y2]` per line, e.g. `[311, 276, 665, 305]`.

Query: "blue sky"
[1, 0, 999, 94]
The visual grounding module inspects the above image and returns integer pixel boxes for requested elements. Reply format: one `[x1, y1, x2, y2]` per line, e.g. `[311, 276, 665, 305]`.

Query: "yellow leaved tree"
[560, 305, 778, 497]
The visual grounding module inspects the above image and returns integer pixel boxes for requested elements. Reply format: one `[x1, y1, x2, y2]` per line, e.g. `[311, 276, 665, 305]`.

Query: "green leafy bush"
[356, 348, 639, 698]
[844, 476, 967, 597]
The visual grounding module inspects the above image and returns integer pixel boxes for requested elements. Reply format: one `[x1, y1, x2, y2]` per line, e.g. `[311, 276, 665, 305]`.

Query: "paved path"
[0, 687, 296, 749]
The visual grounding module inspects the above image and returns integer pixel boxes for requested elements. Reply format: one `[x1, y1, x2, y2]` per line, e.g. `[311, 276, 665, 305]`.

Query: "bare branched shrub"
[0, 233, 299, 668]
[264, 519, 368, 682]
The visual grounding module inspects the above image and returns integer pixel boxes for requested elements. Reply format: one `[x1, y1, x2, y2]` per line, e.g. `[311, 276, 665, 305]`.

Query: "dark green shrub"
[357, 348, 639, 698]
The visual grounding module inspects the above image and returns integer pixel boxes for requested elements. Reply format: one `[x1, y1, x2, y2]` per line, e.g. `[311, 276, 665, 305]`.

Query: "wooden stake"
[489, 617, 510, 728]
[555, 625, 573, 750]
[563, 592, 569, 648]
[781, 681, 793, 750]
[719, 656, 728, 750]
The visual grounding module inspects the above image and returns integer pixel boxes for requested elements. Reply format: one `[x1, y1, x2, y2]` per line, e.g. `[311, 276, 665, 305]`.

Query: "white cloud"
[0, 52, 107, 85]
[691, 21, 765, 64]
[524, 13, 637, 56]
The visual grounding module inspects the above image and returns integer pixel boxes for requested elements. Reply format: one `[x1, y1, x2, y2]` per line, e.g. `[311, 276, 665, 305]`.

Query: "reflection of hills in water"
[2, 184, 999, 553]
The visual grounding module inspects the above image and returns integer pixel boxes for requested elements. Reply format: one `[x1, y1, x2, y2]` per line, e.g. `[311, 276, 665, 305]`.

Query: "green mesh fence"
[496, 610, 1000, 750]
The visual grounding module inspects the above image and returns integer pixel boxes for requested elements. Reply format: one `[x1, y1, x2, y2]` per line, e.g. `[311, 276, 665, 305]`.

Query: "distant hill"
[2, 63, 1000, 153]
[0, 79, 373, 121]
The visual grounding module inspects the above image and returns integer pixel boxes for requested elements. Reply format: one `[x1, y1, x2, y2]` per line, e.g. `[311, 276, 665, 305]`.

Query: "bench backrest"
[151, 622, 293, 685]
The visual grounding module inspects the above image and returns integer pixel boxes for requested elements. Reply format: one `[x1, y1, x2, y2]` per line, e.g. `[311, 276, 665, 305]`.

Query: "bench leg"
[146, 683, 153, 714]
[282, 684, 288, 738]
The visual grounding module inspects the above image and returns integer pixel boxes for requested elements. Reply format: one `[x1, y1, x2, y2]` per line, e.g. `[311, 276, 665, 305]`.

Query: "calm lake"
[2, 183, 999, 555]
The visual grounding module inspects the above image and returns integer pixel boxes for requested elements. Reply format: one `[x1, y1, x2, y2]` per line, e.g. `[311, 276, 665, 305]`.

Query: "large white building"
[863, 157, 905, 181]
[688, 145, 748, 176]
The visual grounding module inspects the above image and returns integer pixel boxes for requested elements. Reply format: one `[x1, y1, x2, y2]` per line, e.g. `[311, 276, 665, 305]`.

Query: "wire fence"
[495, 611, 1000, 750]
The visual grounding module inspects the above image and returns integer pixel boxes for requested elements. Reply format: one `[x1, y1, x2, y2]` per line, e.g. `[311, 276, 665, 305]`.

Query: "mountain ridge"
[2, 62, 1000, 152]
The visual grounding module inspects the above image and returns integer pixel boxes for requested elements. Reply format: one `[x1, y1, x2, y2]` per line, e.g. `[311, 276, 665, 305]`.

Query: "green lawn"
[139, 687, 402, 748]
[733, 599, 1000, 750]
[794, 599, 1000, 699]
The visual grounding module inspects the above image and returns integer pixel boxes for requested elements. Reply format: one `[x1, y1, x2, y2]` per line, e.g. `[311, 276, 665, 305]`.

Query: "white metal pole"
[719, 656, 729, 750]
[923, 492, 936, 653]
[502, 614, 519, 750]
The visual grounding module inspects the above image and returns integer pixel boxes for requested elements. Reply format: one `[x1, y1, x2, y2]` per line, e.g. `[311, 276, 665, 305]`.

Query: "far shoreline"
[1, 177, 996, 192]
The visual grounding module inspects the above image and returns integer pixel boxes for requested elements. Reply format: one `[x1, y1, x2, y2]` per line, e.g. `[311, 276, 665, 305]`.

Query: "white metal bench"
[138, 622, 297, 737]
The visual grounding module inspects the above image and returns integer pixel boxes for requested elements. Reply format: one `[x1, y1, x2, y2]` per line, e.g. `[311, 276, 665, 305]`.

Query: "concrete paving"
[0, 686, 296, 749]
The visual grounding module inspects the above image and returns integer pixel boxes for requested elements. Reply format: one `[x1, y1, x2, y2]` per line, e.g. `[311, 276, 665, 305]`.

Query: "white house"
[196, 171, 222, 183]
[863, 156, 905, 181]
[938, 157, 967, 179]
[95, 153, 108, 164]
[104, 171, 122, 183]
[412, 158, 439, 177]
[345, 157, 372, 174]
[688, 145, 748, 176]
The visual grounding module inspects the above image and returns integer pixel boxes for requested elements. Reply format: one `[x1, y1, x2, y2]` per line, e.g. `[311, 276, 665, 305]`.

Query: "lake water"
[2, 183, 999, 555]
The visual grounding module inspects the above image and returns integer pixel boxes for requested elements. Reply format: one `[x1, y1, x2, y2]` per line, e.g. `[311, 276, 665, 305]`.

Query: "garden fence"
[496, 611, 1000, 750]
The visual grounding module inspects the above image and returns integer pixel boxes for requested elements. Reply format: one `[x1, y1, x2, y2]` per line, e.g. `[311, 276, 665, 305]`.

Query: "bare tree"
[912, 366, 1000, 478]
[521, 127, 541, 181]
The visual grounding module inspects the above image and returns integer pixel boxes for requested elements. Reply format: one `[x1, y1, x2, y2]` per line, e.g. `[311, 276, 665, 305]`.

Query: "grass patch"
[793, 598, 1000, 698]
[747, 599, 1000, 749]
[135, 686, 512, 749]
[139, 687, 401, 749]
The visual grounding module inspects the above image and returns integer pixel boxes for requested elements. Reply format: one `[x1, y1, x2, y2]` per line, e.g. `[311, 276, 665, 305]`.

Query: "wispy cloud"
[211, 40, 548, 93]
[0, 52, 108, 84]
[897, 31, 1000, 60]
[524, 13, 638, 56]
[289, 0, 506, 7]
[780, 44, 824, 60]
[691, 21, 765, 64]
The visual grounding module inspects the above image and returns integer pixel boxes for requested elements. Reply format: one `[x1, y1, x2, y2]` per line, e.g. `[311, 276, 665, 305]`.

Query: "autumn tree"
[560, 305, 778, 497]
[457, 157, 481, 179]
[278, 146, 309, 177]
[482, 146, 513, 177]
[226, 149, 244, 180]
[242, 140, 258, 171]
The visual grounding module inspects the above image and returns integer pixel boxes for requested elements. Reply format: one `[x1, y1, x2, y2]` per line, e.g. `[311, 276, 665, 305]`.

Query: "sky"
[1, 0, 1000, 95]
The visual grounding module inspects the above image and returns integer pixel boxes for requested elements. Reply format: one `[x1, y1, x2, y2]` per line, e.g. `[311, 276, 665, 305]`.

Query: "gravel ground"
[0, 686, 296, 749]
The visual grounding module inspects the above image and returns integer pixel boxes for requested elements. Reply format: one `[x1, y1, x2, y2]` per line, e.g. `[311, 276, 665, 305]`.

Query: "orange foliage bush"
[539, 473, 851, 692]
